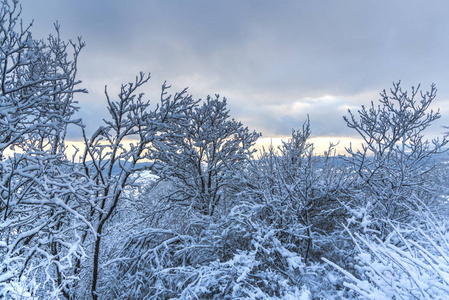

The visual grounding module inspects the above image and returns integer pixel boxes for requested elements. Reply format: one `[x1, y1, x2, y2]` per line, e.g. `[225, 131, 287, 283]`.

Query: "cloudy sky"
[19, 0, 449, 149]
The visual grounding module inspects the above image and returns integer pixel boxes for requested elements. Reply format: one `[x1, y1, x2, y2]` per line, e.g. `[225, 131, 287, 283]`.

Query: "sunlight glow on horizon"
[255, 136, 364, 156]
[2, 136, 364, 161]
[53, 136, 363, 160]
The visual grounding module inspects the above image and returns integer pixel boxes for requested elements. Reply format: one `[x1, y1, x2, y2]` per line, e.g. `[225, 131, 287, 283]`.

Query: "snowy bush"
[238, 118, 351, 264]
[102, 215, 322, 299]
[325, 209, 449, 299]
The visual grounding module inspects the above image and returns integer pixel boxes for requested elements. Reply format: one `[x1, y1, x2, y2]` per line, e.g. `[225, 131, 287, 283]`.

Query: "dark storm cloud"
[19, 0, 449, 139]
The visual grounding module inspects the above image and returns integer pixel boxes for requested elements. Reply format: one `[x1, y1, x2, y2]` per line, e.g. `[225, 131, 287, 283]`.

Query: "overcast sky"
[19, 0, 449, 144]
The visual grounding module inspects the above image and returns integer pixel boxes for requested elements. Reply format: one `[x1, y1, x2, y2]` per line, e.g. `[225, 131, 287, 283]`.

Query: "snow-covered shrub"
[101, 145, 353, 299]
[237, 118, 351, 264]
[102, 212, 321, 299]
[324, 209, 449, 299]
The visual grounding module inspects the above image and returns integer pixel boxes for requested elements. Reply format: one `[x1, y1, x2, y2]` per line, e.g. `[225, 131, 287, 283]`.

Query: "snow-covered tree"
[156, 96, 260, 216]
[344, 82, 448, 237]
[0, 0, 90, 298]
[322, 82, 449, 299]
[79, 74, 196, 299]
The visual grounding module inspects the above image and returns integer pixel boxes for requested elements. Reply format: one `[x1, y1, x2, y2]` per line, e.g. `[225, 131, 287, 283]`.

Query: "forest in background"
[1, 1, 449, 299]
